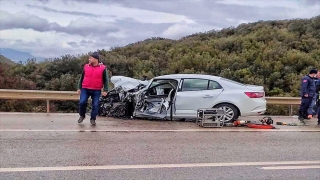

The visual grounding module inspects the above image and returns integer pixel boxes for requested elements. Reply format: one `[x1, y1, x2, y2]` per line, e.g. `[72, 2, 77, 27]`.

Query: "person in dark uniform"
[316, 76, 320, 125]
[307, 71, 320, 117]
[298, 69, 317, 123]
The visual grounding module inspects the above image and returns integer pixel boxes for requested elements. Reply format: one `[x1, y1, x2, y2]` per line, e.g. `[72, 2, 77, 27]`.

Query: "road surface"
[0, 113, 319, 180]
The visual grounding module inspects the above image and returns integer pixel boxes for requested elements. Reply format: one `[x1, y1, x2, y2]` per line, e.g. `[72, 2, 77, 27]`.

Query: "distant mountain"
[0, 48, 44, 62]
[0, 55, 16, 65]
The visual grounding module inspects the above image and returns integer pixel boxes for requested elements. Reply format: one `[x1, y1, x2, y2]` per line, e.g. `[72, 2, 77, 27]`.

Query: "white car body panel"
[174, 89, 223, 117]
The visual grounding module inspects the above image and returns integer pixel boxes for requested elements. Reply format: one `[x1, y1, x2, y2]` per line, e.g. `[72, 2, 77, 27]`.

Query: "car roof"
[153, 74, 250, 88]
[153, 74, 222, 80]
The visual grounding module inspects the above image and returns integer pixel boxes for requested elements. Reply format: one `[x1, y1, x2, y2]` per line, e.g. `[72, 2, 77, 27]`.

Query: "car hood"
[110, 76, 149, 91]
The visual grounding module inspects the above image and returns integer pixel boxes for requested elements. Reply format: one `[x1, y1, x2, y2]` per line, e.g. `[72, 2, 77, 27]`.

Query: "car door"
[133, 79, 179, 119]
[173, 78, 223, 117]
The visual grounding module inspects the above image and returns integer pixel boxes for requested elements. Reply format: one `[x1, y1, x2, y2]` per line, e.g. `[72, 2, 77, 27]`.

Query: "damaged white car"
[98, 74, 267, 123]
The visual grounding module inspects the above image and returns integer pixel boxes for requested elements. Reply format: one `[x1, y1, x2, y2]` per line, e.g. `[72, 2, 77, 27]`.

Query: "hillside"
[0, 48, 44, 62]
[0, 15, 319, 113]
[99, 15, 319, 97]
[0, 55, 16, 65]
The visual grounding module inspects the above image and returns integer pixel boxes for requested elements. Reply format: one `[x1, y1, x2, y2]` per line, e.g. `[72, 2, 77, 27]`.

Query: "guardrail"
[0, 89, 79, 113]
[0, 89, 301, 114]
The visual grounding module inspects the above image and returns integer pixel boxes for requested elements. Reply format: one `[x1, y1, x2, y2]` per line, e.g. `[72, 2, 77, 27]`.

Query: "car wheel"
[214, 103, 239, 123]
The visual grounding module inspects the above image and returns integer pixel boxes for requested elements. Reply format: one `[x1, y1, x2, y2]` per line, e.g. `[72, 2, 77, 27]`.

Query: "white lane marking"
[0, 113, 78, 115]
[1, 161, 319, 172]
[0, 129, 320, 132]
[261, 165, 320, 170]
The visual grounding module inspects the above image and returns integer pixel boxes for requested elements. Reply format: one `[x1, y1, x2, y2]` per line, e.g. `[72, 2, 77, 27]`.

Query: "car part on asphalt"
[260, 116, 274, 125]
[276, 122, 288, 125]
[245, 116, 275, 129]
[233, 120, 250, 126]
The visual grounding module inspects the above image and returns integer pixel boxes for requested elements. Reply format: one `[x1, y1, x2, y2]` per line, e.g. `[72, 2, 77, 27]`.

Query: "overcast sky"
[0, 0, 319, 58]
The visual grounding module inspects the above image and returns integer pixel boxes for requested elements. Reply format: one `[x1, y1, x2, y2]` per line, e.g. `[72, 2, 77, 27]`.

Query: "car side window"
[181, 79, 222, 91]
[208, 80, 222, 90]
[182, 79, 208, 91]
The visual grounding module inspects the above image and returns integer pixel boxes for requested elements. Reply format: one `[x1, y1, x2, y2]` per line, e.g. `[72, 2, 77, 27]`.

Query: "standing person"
[77, 52, 109, 125]
[298, 69, 317, 123]
[307, 71, 320, 118]
[316, 73, 320, 125]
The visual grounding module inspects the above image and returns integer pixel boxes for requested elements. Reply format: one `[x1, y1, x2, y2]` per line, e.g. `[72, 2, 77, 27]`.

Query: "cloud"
[35, 0, 101, 3]
[0, 0, 319, 58]
[80, 40, 94, 44]
[0, 11, 119, 37]
[28, 0, 196, 24]
[57, 18, 119, 36]
[0, 11, 57, 32]
[162, 22, 220, 39]
[303, 0, 320, 5]
[216, 0, 296, 8]
[67, 42, 77, 47]
[26, 5, 105, 18]
[215, 0, 320, 19]
[0, 29, 102, 57]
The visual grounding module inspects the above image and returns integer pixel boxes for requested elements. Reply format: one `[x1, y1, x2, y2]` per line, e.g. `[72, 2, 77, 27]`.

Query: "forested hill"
[95, 15, 320, 97]
[1, 15, 319, 99]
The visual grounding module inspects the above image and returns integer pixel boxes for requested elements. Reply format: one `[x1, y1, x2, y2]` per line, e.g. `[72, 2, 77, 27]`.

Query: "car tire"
[213, 103, 239, 123]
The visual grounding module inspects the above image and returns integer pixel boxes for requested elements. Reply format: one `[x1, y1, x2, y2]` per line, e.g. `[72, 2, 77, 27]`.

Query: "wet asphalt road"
[0, 113, 320, 180]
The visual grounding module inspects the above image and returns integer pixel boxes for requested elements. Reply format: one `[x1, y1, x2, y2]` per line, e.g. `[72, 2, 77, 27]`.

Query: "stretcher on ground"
[196, 108, 226, 128]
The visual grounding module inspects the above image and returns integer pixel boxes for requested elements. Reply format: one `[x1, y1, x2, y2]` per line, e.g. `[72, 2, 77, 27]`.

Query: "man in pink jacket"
[77, 52, 109, 125]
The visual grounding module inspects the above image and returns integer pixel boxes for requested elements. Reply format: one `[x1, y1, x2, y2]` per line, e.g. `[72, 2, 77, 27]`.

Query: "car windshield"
[149, 79, 178, 88]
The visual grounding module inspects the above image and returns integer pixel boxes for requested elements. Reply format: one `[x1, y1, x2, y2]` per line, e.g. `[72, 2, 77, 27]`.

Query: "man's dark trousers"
[79, 88, 101, 120]
[317, 107, 320, 124]
[299, 97, 313, 119]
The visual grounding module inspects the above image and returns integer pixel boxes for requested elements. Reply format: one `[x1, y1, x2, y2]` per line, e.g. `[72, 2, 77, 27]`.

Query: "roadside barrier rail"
[0, 89, 301, 114]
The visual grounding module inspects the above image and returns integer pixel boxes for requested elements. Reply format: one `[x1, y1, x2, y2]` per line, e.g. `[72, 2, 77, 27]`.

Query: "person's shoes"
[78, 116, 85, 123]
[298, 117, 306, 125]
[298, 116, 304, 121]
[90, 119, 96, 125]
[307, 115, 313, 119]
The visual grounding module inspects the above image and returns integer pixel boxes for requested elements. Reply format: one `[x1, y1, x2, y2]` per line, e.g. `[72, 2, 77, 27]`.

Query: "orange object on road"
[233, 120, 247, 126]
[247, 124, 275, 129]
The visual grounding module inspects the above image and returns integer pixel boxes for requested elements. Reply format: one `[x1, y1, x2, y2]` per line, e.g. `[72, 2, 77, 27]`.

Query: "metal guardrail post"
[46, 99, 50, 114]
[289, 105, 292, 116]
